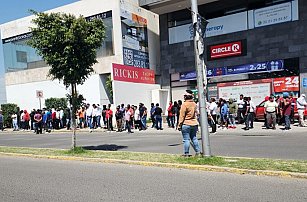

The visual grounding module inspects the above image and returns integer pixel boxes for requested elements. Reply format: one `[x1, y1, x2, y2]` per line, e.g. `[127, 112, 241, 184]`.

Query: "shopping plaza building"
[1, 0, 307, 110]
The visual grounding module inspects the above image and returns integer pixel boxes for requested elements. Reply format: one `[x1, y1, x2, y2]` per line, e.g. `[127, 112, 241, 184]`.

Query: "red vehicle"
[255, 99, 307, 121]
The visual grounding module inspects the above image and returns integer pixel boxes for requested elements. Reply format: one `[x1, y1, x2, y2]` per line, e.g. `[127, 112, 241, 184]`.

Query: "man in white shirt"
[86, 104, 93, 131]
[209, 97, 217, 133]
[264, 96, 279, 129]
[247, 97, 256, 129]
[237, 94, 245, 124]
[297, 94, 307, 127]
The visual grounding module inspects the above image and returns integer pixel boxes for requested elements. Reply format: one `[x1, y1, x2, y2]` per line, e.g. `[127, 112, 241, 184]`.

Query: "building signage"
[180, 60, 284, 81]
[254, 2, 292, 28]
[208, 40, 246, 60]
[121, 9, 149, 68]
[112, 63, 155, 84]
[218, 79, 272, 105]
[2, 32, 33, 44]
[85, 11, 112, 21]
[206, 12, 248, 38]
[36, 90, 44, 98]
[303, 78, 307, 88]
[273, 76, 299, 92]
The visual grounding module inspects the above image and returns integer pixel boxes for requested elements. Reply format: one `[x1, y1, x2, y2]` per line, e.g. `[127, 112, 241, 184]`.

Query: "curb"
[0, 152, 306, 180]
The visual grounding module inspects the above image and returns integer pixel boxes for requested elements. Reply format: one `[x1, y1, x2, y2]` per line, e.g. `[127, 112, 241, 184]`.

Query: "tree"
[28, 11, 106, 148]
[1, 103, 19, 128]
[45, 98, 68, 110]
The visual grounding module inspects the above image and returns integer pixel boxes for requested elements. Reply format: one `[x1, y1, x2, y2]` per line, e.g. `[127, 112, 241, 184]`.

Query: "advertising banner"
[180, 60, 284, 80]
[254, 2, 292, 28]
[112, 63, 155, 84]
[206, 12, 248, 37]
[121, 9, 149, 68]
[273, 76, 299, 92]
[218, 79, 272, 105]
[208, 40, 246, 60]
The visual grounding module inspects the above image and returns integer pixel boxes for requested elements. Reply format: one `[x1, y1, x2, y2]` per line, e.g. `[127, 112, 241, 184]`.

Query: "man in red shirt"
[167, 101, 175, 128]
[34, 110, 43, 134]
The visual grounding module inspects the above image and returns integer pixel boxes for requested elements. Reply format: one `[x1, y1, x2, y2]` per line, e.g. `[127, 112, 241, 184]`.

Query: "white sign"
[218, 83, 271, 106]
[206, 12, 248, 37]
[254, 2, 292, 28]
[36, 90, 43, 98]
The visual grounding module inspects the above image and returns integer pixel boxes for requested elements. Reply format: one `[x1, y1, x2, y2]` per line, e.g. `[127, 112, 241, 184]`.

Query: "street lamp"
[190, 0, 211, 157]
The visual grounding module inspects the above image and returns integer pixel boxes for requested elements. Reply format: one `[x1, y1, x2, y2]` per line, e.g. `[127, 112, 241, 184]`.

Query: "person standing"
[237, 94, 245, 124]
[34, 110, 43, 134]
[125, 107, 133, 133]
[248, 97, 256, 129]
[209, 98, 217, 134]
[106, 106, 113, 131]
[220, 100, 228, 129]
[282, 95, 292, 130]
[264, 96, 279, 130]
[154, 103, 163, 130]
[289, 93, 296, 124]
[178, 90, 201, 157]
[115, 106, 123, 132]
[167, 101, 175, 128]
[12, 112, 18, 131]
[86, 104, 93, 132]
[228, 98, 237, 129]
[296, 94, 307, 127]
[150, 103, 156, 128]
[141, 106, 147, 130]
[0, 111, 4, 131]
[243, 97, 250, 130]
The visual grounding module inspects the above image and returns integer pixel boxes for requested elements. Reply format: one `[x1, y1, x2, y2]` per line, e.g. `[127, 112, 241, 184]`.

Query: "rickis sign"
[112, 63, 155, 84]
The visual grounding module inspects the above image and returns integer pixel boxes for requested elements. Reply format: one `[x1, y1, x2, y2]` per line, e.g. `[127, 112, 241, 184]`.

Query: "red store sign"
[112, 63, 155, 84]
[273, 76, 299, 92]
[208, 40, 246, 60]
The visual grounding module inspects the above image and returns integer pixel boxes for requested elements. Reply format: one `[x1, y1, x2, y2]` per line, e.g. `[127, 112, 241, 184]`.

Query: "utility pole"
[190, 0, 211, 157]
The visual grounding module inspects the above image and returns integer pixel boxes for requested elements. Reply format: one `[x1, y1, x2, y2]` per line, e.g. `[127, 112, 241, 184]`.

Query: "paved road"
[0, 122, 307, 160]
[1, 156, 306, 202]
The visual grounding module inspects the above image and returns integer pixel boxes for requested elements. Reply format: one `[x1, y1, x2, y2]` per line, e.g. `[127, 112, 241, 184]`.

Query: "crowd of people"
[206, 93, 307, 133]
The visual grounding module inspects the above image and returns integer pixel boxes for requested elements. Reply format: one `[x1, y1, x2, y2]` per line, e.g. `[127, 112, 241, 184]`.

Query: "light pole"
[190, 0, 211, 157]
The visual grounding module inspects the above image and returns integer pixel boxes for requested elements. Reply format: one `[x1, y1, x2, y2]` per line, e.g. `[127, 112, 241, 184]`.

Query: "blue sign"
[123, 47, 149, 68]
[303, 78, 307, 88]
[180, 60, 284, 80]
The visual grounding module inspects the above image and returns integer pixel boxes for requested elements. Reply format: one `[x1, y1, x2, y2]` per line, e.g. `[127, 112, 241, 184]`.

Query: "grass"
[0, 146, 307, 173]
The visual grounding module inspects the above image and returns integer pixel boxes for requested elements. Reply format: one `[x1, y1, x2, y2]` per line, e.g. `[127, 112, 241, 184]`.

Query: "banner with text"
[112, 63, 155, 84]
[273, 76, 299, 92]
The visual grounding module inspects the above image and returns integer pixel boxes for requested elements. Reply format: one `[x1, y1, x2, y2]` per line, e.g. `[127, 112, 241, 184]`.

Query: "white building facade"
[0, 0, 168, 110]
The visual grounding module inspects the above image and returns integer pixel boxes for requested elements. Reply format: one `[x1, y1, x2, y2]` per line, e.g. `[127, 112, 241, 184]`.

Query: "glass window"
[2, 11, 114, 72]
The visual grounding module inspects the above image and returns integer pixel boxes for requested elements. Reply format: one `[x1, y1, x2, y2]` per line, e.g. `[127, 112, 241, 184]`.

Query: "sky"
[0, 0, 80, 24]
[0, 0, 79, 76]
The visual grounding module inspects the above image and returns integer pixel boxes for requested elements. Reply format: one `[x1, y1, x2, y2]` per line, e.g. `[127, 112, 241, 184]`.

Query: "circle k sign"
[209, 40, 244, 59]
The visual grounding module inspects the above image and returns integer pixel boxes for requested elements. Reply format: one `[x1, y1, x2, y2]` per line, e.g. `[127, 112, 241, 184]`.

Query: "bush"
[45, 98, 68, 110]
[1, 103, 19, 128]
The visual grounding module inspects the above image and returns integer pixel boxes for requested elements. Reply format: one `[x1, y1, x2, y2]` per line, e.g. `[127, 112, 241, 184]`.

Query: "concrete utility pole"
[190, 0, 211, 157]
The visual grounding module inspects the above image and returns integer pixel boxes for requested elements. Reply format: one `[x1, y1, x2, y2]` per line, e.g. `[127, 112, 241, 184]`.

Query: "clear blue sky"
[0, 0, 79, 75]
[0, 0, 80, 24]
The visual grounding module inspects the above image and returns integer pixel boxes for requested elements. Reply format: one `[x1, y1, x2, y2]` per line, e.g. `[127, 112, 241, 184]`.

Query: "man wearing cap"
[264, 96, 279, 129]
[297, 94, 307, 127]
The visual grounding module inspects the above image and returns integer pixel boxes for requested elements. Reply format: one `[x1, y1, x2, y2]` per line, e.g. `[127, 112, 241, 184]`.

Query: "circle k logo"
[232, 43, 240, 52]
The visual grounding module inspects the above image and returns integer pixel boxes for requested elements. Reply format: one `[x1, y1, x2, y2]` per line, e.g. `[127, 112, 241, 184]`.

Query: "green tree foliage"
[106, 74, 113, 102]
[28, 10, 106, 87]
[45, 98, 68, 110]
[28, 10, 106, 148]
[1, 103, 18, 128]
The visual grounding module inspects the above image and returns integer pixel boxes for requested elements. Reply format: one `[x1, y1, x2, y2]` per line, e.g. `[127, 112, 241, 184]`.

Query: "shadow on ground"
[82, 144, 128, 151]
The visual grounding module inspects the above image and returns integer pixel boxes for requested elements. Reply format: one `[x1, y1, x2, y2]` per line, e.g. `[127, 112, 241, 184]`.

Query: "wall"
[113, 80, 160, 109]
[159, 0, 307, 96]
[6, 74, 102, 110]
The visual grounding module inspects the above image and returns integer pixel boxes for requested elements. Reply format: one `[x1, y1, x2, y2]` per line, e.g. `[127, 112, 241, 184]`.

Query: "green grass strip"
[0, 146, 306, 173]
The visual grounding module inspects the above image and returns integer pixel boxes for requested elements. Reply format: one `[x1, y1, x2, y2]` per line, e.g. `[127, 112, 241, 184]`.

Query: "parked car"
[255, 99, 307, 121]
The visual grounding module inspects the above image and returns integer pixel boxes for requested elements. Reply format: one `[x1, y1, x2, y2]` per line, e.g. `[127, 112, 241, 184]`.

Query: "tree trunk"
[71, 83, 77, 149]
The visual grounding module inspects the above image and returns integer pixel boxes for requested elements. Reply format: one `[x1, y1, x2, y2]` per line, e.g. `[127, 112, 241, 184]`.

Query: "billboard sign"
[273, 76, 299, 92]
[112, 63, 155, 84]
[208, 40, 246, 60]
[121, 9, 149, 68]
[254, 2, 292, 28]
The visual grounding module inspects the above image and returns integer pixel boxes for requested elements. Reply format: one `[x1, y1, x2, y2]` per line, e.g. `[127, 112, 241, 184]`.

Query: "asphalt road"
[1, 156, 307, 202]
[0, 122, 307, 160]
